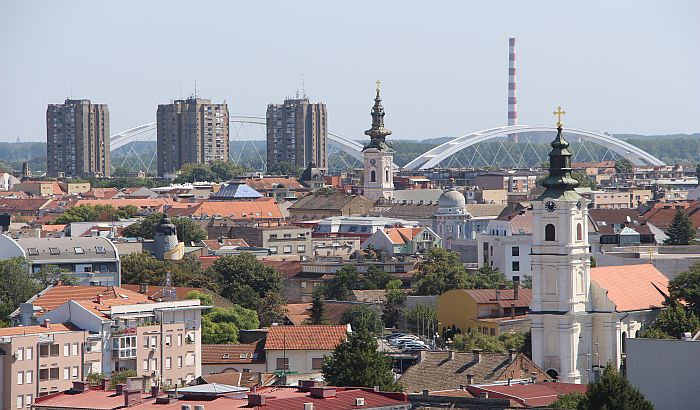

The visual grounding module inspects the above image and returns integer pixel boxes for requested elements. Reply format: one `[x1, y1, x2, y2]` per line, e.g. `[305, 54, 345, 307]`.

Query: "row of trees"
[122, 212, 206, 245]
[173, 160, 246, 183]
[53, 204, 140, 224]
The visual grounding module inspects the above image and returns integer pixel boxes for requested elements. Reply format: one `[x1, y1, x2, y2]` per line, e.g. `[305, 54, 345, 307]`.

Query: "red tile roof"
[170, 198, 283, 219]
[201, 341, 265, 364]
[30, 285, 151, 315]
[459, 288, 532, 308]
[259, 259, 303, 278]
[33, 389, 130, 410]
[468, 381, 587, 407]
[201, 238, 249, 250]
[0, 323, 75, 337]
[641, 201, 700, 230]
[265, 325, 349, 350]
[590, 265, 669, 312]
[0, 198, 52, 212]
[245, 177, 306, 191]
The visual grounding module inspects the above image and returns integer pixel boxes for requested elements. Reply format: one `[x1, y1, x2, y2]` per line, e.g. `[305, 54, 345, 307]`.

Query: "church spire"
[363, 80, 393, 152]
[540, 106, 579, 196]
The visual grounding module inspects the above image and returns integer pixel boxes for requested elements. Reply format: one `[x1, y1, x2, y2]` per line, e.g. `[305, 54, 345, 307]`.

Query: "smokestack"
[507, 37, 518, 143]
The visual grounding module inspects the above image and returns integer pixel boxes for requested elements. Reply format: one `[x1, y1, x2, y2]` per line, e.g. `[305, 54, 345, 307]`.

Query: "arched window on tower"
[577, 223, 583, 241]
[385, 169, 389, 181]
[370, 170, 376, 182]
[545, 224, 556, 241]
[621, 331, 627, 353]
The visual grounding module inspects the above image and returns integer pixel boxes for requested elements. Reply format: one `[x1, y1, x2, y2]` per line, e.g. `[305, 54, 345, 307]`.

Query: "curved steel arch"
[110, 115, 365, 160]
[403, 125, 665, 170]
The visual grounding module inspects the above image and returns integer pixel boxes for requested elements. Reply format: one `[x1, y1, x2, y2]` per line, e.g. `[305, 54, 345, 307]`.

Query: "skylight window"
[49, 247, 60, 255]
[27, 248, 39, 256]
[74, 247, 84, 255]
[95, 246, 106, 254]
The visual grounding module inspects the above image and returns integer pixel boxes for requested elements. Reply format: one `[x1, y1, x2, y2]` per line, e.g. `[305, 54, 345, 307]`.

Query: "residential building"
[266, 97, 327, 170]
[313, 216, 420, 239]
[170, 198, 284, 224]
[46, 99, 110, 178]
[120, 284, 234, 308]
[156, 97, 229, 178]
[288, 192, 375, 221]
[398, 350, 547, 394]
[626, 337, 700, 410]
[264, 325, 348, 374]
[12, 181, 65, 197]
[227, 225, 312, 258]
[244, 176, 310, 201]
[438, 280, 531, 337]
[475, 171, 537, 193]
[361, 226, 441, 255]
[311, 237, 361, 259]
[0, 236, 120, 286]
[362, 84, 395, 201]
[477, 204, 533, 280]
[0, 198, 53, 218]
[0, 172, 21, 191]
[201, 341, 266, 374]
[0, 323, 90, 408]
[588, 209, 655, 253]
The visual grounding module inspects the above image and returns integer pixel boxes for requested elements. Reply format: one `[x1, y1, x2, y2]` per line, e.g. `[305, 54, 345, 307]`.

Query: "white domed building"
[433, 186, 478, 249]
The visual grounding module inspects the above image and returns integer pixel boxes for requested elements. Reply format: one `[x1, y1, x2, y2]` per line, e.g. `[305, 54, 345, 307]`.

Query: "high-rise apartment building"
[156, 98, 229, 178]
[266, 98, 327, 170]
[46, 99, 110, 178]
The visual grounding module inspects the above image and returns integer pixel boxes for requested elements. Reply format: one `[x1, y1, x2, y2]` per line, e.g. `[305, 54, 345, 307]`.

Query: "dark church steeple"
[539, 106, 579, 198]
[363, 80, 393, 152]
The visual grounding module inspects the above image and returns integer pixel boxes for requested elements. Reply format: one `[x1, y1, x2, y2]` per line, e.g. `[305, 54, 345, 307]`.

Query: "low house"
[288, 192, 375, 221]
[467, 380, 588, 408]
[361, 226, 441, 255]
[588, 209, 655, 253]
[194, 371, 277, 388]
[399, 350, 548, 394]
[264, 325, 349, 374]
[438, 279, 531, 338]
[201, 340, 266, 374]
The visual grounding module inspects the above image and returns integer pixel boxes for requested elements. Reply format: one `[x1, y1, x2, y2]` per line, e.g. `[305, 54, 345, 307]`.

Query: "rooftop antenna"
[297, 73, 306, 99]
[194, 77, 198, 99]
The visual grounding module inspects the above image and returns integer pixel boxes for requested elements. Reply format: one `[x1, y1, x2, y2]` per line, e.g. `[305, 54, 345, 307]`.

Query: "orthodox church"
[530, 108, 667, 383]
[362, 82, 395, 201]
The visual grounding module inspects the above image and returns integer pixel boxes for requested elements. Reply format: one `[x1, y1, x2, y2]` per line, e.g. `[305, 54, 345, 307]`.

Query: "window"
[297, 245, 306, 253]
[545, 224, 556, 241]
[150, 358, 157, 371]
[165, 357, 172, 370]
[49, 247, 60, 255]
[50, 344, 59, 356]
[16, 395, 23, 409]
[72, 366, 79, 379]
[576, 223, 583, 241]
[177, 334, 183, 347]
[512, 261, 520, 272]
[150, 336, 157, 348]
[26, 347, 32, 360]
[239, 353, 247, 359]
[16, 347, 23, 361]
[312, 358, 324, 370]
[72, 342, 79, 356]
[283, 245, 292, 254]
[63, 367, 70, 380]
[143, 359, 149, 371]
[26, 370, 33, 384]
[276, 358, 289, 370]
[17, 371, 24, 385]
[370, 170, 376, 182]
[385, 169, 389, 181]
[143, 336, 149, 348]
[39, 369, 48, 381]
[95, 246, 106, 254]
[49, 367, 58, 380]
[26, 395, 33, 408]
[177, 356, 183, 368]
[64, 343, 70, 357]
[511, 246, 519, 257]
[74, 247, 84, 254]
[165, 335, 171, 347]
[27, 248, 38, 256]
[283, 233, 291, 238]
[270, 246, 278, 254]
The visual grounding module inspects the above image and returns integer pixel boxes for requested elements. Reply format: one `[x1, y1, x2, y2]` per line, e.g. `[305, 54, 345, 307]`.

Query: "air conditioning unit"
[355, 398, 365, 406]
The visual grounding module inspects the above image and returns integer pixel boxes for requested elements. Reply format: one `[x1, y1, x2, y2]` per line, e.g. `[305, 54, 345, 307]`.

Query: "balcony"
[112, 335, 137, 359]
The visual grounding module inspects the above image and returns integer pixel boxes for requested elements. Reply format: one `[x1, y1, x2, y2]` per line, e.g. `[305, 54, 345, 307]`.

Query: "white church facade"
[362, 82, 395, 202]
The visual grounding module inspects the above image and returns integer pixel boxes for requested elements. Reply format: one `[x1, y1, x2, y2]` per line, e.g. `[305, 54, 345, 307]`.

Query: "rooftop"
[201, 340, 265, 364]
[265, 325, 349, 350]
[590, 264, 669, 312]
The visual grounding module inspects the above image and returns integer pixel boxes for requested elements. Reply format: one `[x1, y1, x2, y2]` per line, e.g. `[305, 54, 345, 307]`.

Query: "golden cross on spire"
[375, 80, 382, 92]
[553, 105, 566, 127]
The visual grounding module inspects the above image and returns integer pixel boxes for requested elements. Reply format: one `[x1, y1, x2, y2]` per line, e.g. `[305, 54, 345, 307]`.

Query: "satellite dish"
[626, 216, 632, 224]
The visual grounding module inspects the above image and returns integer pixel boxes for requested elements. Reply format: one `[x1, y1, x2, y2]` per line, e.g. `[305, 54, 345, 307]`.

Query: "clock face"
[545, 201, 557, 212]
[576, 201, 583, 210]
[369, 159, 376, 167]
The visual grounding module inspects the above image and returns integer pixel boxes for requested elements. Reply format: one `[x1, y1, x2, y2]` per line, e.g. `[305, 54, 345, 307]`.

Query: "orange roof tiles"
[383, 227, 424, 245]
[0, 323, 75, 337]
[245, 177, 306, 191]
[201, 341, 265, 364]
[265, 325, 348, 350]
[461, 288, 532, 308]
[31, 285, 151, 315]
[173, 198, 283, 219]
[590, 265, 669, 312]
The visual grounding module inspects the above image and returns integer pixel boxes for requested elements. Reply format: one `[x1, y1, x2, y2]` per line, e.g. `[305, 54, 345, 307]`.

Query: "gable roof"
[210, 183, 263, 199]
[448, 288, 532, 309]
[26, 285, 151, 315]
[464, 204, 509, 218]
[399, 352, 547, 393]
[264, 325, 349, 350]
[368, 203, 439, 220]
[245, 177, 306, 191]
[284, 302, 365, 326]
[289, 192, 372, 211]
[201, 340, 265, 364]
[0, 198, 52, 212]
[200, 238, 250, 251]
[171, 198, 283, 219]
[640, 201, 700, 230]
[590, 265, 669, 312]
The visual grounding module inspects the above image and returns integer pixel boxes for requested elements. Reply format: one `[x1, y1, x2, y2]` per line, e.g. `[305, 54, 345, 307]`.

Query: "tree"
[256, 291, 288, 327]
[202, 317, 239, 344]
[572, 171, 596, 189]
[664, 208, 695, 245]
[639, 326, 674, 340]
[120, 252, 216, 290]
[413, 248, 470, 295]
[615, 158, 633, 174]
[470, 266, 509, 289]
[32, 265, 78, 288]
[498, 331, 526, 352]
[363, 265, 392, 289]
[651, 300, 700, 338]
[383, 280, 406, 328]
[402, 304, 437, 335]
[184, 290, 213, 306]
[668, 263, 700, 317]
[306, 287, 329, 325]
[452, 332, 506, 353]
[53, 204, 139, 224]
[548, 392, 586, 409]
[341, 304, 383, 335]
[580, 364, 653, 410]
[322, 327, 401, 391]
[268, 161, 303, 178]
[208, 160, 245, 182]
[201, 305, 260, 344]
[521, 274, 533, 289]
[122, 213, 206, 245]
[109, 369, 138, 389]
[208, 253, 284, 311]
[325, 265, 362, 300]
[173, 163, 217, 183]
[0, 257, 42, 324]
[172, 217, 206, 245]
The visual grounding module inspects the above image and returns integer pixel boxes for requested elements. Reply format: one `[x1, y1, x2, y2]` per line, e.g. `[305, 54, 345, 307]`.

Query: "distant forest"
[2, 133, 698, 175]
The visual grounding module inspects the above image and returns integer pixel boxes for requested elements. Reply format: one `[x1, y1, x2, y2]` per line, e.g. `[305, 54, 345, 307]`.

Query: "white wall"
[265, 349, 333, 374]
[627, 338, 700, 410]
[0, 234, 24, 259]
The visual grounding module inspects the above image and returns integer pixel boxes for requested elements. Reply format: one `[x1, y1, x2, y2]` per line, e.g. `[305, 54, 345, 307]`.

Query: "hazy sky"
[1, 1, 698, 142]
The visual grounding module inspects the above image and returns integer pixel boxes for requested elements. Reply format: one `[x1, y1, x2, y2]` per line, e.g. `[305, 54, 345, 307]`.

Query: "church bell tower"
[530, 107, 592, 383]
[362, 81, 395, 201]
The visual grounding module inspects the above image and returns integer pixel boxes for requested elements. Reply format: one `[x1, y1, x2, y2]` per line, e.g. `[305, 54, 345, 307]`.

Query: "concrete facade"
[46, 99, 110, 178]
[266, 98, 327, 170]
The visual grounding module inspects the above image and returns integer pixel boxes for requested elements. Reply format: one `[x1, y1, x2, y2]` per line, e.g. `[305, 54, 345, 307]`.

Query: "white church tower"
[362, 81, 394, 201]
[530, 107, 592, 383]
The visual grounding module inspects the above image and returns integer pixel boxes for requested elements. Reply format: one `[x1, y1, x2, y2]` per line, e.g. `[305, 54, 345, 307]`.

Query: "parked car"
[386, 333, 405, 339]
[402, 344, 430, 353]
[393, 339, 426, 348]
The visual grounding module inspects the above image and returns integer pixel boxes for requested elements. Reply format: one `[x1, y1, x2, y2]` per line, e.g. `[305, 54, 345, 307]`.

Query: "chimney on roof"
[151, 385, 160, 398]
[508, 348, 517, 363]
[248, 394, 266, 406]
[466, 373, 474, 385]
[507, 378, 513, 386]
[96, 294, 103, 305]
[479, 391, 489, 399]
[101, 378, 110, 390]
[309, 386, 336, 399]
[448, 350, 455, 360]
[72, 381, 90, 392]
[495, 289, 501, 301]
[512, 275, 520, 300]
[42, 318, 50, 329]
[530, 372, 538, 383]
[115, 384, 125, 395]
[124, 389, 142, 407]
[473, 349, 482, 363]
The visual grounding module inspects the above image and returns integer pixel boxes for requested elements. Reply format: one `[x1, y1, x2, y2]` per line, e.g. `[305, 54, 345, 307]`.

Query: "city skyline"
[1, 1, 698, 142]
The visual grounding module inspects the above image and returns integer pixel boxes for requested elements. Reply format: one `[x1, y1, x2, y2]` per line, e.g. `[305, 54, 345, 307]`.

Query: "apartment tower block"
[266, 98, 327, 171]
[156, 97, 229, 178]
[46, 99, 110, 178]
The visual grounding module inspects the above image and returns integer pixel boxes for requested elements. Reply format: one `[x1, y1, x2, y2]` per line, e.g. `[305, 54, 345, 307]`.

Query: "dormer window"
[27, 248, 39, 256]
[49, 247, 60, 255]
[95, 246, 106, 254]
[74, 247, 84, 255]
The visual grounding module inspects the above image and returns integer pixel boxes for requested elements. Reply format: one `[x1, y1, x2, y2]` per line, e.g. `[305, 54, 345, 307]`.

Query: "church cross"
[553, 106, 566, 127]
[376, 80, 382, 92]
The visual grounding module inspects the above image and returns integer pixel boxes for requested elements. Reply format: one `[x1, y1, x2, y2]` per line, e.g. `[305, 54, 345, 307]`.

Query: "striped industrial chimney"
[507, 37, 518, 143]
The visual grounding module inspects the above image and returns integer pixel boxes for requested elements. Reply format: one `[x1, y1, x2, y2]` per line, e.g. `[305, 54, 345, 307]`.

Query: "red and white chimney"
[507, 37, 518, 143]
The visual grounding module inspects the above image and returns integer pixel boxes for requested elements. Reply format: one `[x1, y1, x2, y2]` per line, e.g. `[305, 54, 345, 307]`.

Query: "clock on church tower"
[530, 107, 592, 384]
[362, 81, 395, 201]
